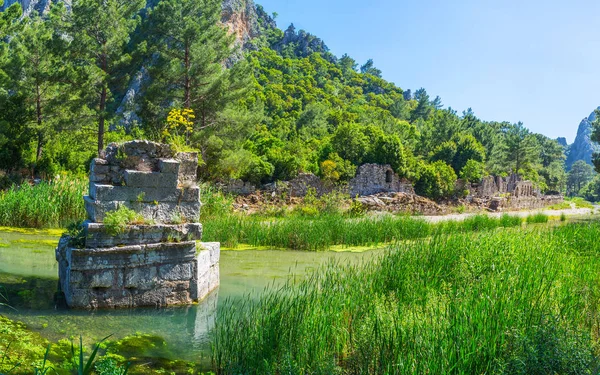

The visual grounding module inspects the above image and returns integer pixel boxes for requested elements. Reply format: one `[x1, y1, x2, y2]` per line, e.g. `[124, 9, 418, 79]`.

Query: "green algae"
[0, 226, 64, 236]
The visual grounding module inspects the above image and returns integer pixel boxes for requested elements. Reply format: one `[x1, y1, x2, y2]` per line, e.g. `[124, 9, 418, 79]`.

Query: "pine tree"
[142, 0, 251, 143]
[10, 14, 66, 171]
[68, 0, 146, 155]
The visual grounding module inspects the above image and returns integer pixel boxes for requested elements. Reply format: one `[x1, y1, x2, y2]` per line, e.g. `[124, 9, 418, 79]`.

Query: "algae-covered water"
[0, 229, 380, 362]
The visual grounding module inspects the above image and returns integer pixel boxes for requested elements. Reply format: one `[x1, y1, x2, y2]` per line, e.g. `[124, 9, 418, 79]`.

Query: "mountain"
[565, 107, 600, 170]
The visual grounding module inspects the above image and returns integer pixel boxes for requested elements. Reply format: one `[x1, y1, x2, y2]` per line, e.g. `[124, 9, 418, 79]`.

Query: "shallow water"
[0, 229, 381, 363]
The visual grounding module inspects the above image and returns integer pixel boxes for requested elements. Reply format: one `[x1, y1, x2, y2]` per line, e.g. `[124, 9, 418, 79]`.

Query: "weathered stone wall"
[488, 195, 564, 211]
[56, 140, 219, 309]
[474, 174, 538, 199]
[218, 179, 257, 195]
[349, 164, 414, 197]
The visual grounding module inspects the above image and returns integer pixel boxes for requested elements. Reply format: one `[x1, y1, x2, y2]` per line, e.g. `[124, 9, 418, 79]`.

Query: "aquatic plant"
[0, 179, 86, 228]
[526, 213, 549, 224]
[204, 213, 527, 251]
[212, 223, 600, 374]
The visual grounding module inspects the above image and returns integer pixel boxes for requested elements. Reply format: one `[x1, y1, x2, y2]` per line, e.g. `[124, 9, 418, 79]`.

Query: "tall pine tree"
[68, 0, 146, 155]
[141, 0, 251, 143]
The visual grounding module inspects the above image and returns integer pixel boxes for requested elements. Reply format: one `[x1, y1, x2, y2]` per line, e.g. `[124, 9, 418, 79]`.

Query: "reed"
[204, 214, 527, 251]
[0, 179, 86, 228]
[213, 222, 600, 374]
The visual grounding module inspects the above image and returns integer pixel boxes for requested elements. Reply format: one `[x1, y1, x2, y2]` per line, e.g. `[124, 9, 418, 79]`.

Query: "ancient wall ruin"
[349, 164, 414, 197]
[56, 141, 219, 309]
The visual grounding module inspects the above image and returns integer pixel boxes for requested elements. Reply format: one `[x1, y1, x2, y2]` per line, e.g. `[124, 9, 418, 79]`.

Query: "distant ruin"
[217, 163, 562, 212]
[348, 164, 415, 197]
[466, 174, 562, 211]
[56, 141, 219, 309]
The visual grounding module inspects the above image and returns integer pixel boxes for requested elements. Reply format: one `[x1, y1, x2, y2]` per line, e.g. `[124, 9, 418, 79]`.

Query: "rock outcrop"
[565, 107, 600, 169]
[56, 141, 219, 309]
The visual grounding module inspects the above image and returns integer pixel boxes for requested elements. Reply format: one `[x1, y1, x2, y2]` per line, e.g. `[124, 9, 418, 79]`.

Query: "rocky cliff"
[1, 0, 70, 17]
[565, 107, 600, 169]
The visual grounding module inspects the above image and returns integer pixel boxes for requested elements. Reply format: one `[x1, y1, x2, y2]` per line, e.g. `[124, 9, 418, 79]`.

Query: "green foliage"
[0, 178, 86, 228]
[460, 159, 486, 182]
[213, 224, 600, 373]
[414, 161, 457, 199]
[526, 213, 549, 224]
[66, 220, 87, 248]
[0, 0, 566, 201]
[497, 319, 597, 375]
[104, 206, 144, 235]
[568, 160, 595, 195]
[69, 0, 147, 154]
[200, 184, 234, 220]
[489, 122, 541, 177]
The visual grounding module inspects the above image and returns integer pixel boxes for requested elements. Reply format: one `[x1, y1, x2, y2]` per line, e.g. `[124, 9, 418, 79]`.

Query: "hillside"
[0, 0, 568, 198]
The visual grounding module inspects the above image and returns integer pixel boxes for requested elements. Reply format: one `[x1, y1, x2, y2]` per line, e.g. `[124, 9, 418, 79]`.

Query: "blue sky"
[256, 0, 600, 143]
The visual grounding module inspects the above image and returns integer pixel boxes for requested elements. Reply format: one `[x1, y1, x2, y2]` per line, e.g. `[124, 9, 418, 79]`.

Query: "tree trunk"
[98, 52, 108, 156]
[34, 79, 43, 176]
[184, 42, 191, 145]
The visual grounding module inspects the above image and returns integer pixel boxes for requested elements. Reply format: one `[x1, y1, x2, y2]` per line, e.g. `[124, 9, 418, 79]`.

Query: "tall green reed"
[213, 223, 600, 374]
[0, 179, 86, 228]
[204, 213, 526, 251]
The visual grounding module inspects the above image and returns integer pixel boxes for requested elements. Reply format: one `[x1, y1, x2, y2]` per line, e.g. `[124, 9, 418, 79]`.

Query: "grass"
[212, 222, 600, 374]
[526, 212, 549, 224]
[0, 179, 86, 228]
[569, 197, 595, 210]
[203, 213, 531, 251]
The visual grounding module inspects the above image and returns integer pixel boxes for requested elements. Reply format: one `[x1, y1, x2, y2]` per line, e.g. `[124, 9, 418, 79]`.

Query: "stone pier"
[56, 141, 219, 309]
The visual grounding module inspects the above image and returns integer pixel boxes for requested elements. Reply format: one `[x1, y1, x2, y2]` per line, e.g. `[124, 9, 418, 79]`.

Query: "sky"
[256, 0, 600, 143]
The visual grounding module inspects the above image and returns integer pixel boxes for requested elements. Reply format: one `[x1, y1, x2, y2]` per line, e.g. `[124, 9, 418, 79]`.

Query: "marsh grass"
[0, 179, 86, 228]
[204, 214, 527, 251]
[213, 223, 600, 374]
[526, 213, 549, 224]
[569, 197, 595, 210]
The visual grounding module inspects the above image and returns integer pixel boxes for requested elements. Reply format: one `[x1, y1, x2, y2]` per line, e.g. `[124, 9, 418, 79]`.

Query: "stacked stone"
[56, 140, 220, 309]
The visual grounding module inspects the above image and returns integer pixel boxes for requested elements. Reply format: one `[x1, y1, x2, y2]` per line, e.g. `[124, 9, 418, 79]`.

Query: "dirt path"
[421, 204, 598, 224]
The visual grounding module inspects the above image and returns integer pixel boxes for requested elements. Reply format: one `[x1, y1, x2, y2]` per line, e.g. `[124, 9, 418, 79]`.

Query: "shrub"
[460, 159, 486, 183]
[415, 161, 457, 200]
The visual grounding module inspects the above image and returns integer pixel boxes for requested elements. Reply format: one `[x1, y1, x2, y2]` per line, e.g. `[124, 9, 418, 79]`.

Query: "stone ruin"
[472, 174, 539, 199]
[466, 174, 562, 211]
[56, 140, 219, 309]
[349, 164, 414, 197]
[219, 164, 415, 198]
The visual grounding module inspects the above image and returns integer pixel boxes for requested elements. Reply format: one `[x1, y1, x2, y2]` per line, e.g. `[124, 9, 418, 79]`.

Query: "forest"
[0, 0, 568, 199]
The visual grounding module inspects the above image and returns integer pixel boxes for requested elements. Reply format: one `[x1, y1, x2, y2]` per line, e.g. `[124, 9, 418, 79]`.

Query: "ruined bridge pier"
[56, 141, 219, 309]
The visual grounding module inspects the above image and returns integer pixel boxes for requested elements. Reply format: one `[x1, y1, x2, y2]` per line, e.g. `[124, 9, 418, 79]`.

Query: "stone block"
[123, 170, 178, 188]
[176, 152, 198, 186]
[159, 159, 180, 174]
[196, 250, 211, 277]
[124, 267, 158, 289]
[201, 242, 220, 266]
[84, 196, 121, 222]
[84, 222, 203, 248]
[58, 140, 218, 309]
[159, 262, 194, 281]
[89, 183, 199, 204]
[90, 173, 108, 183]
[68, 242, 197, 271]
[131, 201, 201, 224]
[90, 270, 115, 288]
